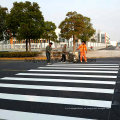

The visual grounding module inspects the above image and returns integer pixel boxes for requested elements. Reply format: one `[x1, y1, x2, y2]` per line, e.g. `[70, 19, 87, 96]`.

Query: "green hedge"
[0, 52, 40, 58]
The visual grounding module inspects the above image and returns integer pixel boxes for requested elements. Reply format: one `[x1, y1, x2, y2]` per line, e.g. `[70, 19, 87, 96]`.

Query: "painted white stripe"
[0, 83, 114, 94]
[0, 109, 95, 120]
[47, 65, 119, 68]
[0, 93, 112, 108]
[39, 67, 119, 70]
[29, 69, 118, 74]
[53, 63, 119, 66]
[16, 73, 117, 79]
[1, 77, 116, 85]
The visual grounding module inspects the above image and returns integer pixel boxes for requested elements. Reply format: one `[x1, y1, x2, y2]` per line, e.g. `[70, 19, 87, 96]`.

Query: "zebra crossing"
[0, 63, 119, 120]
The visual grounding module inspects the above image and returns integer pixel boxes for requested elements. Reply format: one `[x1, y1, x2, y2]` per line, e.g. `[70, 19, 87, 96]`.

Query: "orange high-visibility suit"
[78, 44, 87, 62]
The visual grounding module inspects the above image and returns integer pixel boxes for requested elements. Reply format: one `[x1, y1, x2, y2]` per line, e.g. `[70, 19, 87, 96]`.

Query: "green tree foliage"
[7, 1, 44, 51]
[0, 6, 9, 41]
[91, 38, 96, 42]
[80, 17, 96, 42]
[59, 11, 95, 53]
[42, 21, 58, 43]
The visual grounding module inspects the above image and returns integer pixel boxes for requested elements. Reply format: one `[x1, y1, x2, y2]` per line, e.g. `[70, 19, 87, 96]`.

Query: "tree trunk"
[26, 39, 28, 52]
[68, 40, 69, 48]
[49, 39, 50, 44]
[44, 40, 45, 48]
[28, 39, 31, 52]
[73, 35, 76, 54]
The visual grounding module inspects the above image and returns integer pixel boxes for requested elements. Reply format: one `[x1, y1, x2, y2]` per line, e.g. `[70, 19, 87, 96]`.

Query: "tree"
[6, 1, 44, 51]
[59, 11, 95, 53]
[42, 21, 57, 43]
[91, 38, 96, 42]
[0, 6, 9, 42]
[79, 17, 96, 42]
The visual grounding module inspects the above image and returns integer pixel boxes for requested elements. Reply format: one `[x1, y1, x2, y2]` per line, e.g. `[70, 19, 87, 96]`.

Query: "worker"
[61, 44, 67, 63]
[77, 41, 87, 63]
[46, 42, 53, 64]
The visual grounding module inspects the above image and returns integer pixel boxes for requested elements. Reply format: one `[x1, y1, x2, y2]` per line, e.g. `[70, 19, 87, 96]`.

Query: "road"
[0, 59, 120, 120]
[87, 46, 120, 58]
[99, 46, 117, 50]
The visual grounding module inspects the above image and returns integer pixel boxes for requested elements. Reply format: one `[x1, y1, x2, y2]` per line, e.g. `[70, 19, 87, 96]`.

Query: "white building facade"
[96, 31, 110, 44]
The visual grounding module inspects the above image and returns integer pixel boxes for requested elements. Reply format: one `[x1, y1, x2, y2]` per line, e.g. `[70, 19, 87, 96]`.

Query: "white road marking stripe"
[0, 109, 95, 120]
[29, 69, 118, 74]
[1, 77, 116, 85]
[53, 63, 119, 66]
[47, 65, 119, 68]
[16, 73, 117, 79]
[0, 83, 114, 94]
[39, 67, 119, 70]
[0, 93, 112, 108]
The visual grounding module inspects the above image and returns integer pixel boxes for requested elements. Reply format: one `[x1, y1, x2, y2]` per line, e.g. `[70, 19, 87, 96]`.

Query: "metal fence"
[0, 43, 58, 52]
[0, 42, 106, 52]
[87, 42, 106, 50]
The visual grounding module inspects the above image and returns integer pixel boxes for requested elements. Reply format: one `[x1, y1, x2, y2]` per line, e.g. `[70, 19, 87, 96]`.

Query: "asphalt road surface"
[99, 46, 117, 50]
[0, 58, 120, 120]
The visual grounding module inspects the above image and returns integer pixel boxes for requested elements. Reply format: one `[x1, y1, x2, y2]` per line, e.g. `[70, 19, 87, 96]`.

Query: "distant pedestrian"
[90, 46, 93, 50]
[61, 44, 67, 63]
[46, 42, 53, 64]
[77, 41, 87, 63]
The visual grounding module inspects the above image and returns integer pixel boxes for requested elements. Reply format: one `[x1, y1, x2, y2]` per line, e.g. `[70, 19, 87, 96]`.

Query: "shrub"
[0, 52, 41, 58]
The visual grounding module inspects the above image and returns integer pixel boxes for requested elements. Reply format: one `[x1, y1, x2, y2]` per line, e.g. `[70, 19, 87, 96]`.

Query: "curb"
[0, 57, 47, 61]
[0, 56, 120, 61]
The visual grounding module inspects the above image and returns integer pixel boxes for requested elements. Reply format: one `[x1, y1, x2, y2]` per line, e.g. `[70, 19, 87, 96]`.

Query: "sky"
[0, 0, 120, 42]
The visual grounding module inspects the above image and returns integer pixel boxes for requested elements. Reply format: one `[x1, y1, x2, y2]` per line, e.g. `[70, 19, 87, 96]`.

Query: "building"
[117, 42, 120, 47]
[96, 31, 110, 44]
[110, 41, 117, 46]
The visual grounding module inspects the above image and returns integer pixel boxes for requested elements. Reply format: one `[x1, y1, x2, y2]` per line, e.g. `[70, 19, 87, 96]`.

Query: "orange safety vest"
[78, 44, 87, 53]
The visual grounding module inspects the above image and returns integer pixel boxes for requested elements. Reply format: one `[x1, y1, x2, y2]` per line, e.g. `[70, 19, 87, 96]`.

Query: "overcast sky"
[0, 0, 120, 41]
